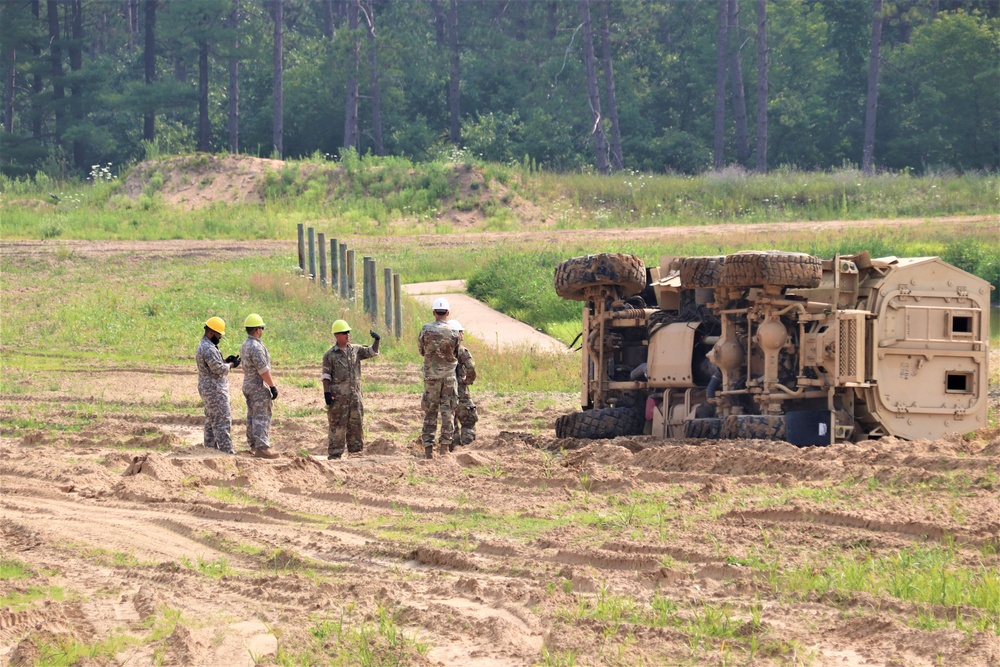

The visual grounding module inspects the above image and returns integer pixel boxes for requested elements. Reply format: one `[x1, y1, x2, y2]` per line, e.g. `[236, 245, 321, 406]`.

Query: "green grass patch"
[205, 485, 264, 506]
[776, 543, 999, 634]
[0, 557, 32, 580]
[275, 603, 429, 667]
[180, 554, 233, 579]
[0, 585, 65, 609]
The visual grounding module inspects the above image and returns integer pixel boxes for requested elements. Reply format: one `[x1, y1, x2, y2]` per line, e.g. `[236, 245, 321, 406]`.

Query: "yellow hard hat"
[205, 317, 226, 335]
[331, 319, 351, 334]
[244, 313, 265, 328]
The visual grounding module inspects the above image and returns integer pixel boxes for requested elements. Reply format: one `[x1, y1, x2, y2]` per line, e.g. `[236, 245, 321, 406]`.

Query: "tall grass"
[536, 167, 1000, 227]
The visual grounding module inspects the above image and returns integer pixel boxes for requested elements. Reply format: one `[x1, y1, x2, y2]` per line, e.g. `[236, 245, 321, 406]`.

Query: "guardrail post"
[330, 237, 338, 294]
[307, 227, 316, 280]
[339, 243, 348, 298]
[362, 257, 372, 314]
[392, 273, 402, 339]
[347, 249, 356, 302]
[318, 232, 327, 287]
[296, 224, 305, 273]
[384, 268, 393, 331]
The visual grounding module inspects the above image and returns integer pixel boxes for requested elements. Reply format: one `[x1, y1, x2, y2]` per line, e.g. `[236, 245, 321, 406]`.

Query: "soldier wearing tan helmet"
[196, 317, 241, 454]
[321, 319, 380, 459]
[240, 313, 279, 459]
[417, 298, 460, 458]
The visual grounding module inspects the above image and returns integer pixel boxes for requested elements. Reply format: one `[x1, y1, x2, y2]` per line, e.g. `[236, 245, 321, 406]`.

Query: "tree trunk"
[363, 0, 384, 156]
[447, 0, 461, 145]
[754, 0, 768, 173]
[713, 0, 727, 170]
[322, 0, 334, 39]
[228, 0, 239, 153]
[861, 0, 883, 175]
[70, 0, 84, 168]
[429, 0, 446, 47]
[580, 0, 608, 174]
[47, 0, 66, 144]
[143, 0, 156, 143]
[198, 39, 210, 152]
[728, 0, 749, 167]
[547, 1, 558, 39]
[130, 0, 140, 42]
[272, 0, 283, 158]
[598, 0, 623, 171]
[31, 0, 42, 138]
[343, 0, 359, 151]
[4, 48, 13, 134]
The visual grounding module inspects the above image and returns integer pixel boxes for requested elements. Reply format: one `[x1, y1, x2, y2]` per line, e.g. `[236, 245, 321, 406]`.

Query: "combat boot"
[424, 446, 433, 460]
[438, 442, 450, 456]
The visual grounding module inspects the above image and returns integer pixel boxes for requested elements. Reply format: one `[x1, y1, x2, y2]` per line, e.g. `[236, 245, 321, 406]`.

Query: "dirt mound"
[118, 154, 546, 227]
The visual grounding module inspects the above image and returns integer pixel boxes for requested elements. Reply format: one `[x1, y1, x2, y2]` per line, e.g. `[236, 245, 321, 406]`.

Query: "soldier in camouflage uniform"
[418, 298, 461, 458]
[239, 314, 279, 459]
[196, 317, 240, 454]
[447, 320, 477, 449]
[322, 319, 380, 459]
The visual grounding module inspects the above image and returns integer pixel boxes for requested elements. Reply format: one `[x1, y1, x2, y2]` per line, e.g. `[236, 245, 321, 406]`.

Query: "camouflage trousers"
[243, 386, 273, 450]
[421, 376, 457, 448]
[200, 388, 233, 454]
[452, 395, 478, 447]
[327, 393, 364, 457]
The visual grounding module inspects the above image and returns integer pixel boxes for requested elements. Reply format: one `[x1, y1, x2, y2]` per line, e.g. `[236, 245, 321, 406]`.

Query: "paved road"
[402, 280, 569, 354]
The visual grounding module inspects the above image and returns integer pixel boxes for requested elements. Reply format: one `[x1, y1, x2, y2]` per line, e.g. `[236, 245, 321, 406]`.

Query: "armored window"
[949, 314, 973, 338]
[945, 371, 973, 394]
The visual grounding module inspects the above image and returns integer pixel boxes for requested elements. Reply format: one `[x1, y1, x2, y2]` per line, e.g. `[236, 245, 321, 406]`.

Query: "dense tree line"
[1, 0, 997, 179]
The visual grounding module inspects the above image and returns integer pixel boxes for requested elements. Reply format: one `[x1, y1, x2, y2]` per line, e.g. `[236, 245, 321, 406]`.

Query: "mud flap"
[786, 410, 832, 447]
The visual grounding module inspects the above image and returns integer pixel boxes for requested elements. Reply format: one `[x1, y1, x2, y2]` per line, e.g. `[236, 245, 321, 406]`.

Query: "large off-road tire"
[679, 256, 726, 288]
[722, 415, 787, 440]
[683, 418, 724, 439]
[555, 406, 645, 439]
[554, 253, 646, 302]
[718, 251, 822, 289]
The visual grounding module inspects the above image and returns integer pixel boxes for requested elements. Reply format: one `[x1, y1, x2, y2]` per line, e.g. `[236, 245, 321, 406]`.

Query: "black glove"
[225, 355, 241, 368]
[369, 329, 381, 341]
[324, 392, 333, 406]
[269, 386, 278, 400]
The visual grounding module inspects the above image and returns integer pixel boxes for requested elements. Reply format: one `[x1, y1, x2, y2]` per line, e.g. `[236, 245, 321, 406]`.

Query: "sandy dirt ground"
[1, 234, 999, 666]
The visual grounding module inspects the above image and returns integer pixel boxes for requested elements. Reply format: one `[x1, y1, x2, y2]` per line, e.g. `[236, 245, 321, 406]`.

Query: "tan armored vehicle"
[554, 251, 992, 445]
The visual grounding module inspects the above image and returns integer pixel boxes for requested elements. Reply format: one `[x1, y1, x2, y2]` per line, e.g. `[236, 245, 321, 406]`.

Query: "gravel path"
[403, 280, 567, 353]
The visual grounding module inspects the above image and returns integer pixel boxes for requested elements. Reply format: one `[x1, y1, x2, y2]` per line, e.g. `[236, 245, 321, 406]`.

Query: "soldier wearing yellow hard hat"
[321, 319, 381, 460]
[239, 313, 279, 459]
[196, 317, 241, 454]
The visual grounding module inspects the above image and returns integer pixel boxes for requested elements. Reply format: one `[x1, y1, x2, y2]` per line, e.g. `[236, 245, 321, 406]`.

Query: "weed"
[180, 555, 232, 578]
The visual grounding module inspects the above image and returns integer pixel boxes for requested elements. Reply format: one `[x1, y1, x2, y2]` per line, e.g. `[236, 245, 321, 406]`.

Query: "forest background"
[1, 0, 998, 180]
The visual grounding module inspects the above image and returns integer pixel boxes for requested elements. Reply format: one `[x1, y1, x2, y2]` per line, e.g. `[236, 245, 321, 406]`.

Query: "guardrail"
[297, 223, 402, 339]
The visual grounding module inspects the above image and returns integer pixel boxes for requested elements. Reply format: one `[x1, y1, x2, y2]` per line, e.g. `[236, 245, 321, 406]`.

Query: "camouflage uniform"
[321, 342, 378, 457]
[240, 336, 273, 451]
[196, 335, 233, 453]
[417, 320, 460, 449]
[453, 345, 478, 447]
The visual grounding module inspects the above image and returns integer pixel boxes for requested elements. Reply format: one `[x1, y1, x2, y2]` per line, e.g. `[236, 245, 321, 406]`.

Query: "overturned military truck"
[554, 251, 992, 445]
